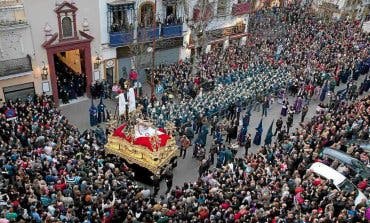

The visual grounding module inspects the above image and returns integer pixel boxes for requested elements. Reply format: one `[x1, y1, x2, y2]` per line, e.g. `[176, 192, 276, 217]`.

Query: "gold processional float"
[105, 103, 179, 175]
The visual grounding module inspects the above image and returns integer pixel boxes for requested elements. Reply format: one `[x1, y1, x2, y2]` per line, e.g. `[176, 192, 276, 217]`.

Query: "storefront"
[3, 82, 35, 102]
[189, 22, 247, 55]
[116, 37, 183, 83]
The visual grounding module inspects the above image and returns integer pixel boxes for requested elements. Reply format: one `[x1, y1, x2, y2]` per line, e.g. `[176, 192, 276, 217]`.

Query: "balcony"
[0, 55, 32, 78]
[0, 19, 27, 30]
[137, 27, 160, 42]
[162, 24, 183, 38]
[109, 31, 134, 47]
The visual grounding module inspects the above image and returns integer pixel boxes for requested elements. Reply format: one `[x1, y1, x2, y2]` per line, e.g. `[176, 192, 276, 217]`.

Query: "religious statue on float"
[116, 80, 136, 122]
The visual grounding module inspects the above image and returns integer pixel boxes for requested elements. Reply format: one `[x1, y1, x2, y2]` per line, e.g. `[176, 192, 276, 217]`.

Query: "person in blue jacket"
[89, 100, 98, 127]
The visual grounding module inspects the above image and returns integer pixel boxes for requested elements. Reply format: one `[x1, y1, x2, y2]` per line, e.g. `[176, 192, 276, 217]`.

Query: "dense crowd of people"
[0, 1, 369, 223]
[55, 56, 87, 104]
[148, 65, 288, 128]
[143, 2, 369, 129]
[0, 89, 369, 222]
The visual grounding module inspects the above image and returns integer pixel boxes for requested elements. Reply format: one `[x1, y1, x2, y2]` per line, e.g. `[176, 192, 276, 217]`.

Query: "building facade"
[0, 0, 39, 102]
[312, 0, 369, 21]
[0, 0, 251, 104]
[106, 0, 186, 84]
[181, 0, 251, 60]
[363, 0, 370, 32]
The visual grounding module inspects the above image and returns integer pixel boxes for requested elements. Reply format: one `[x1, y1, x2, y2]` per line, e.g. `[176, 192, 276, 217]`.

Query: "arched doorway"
[43, 36, 93, 105]
[42, 1, 94, 105]
[139, 2, 155, 27]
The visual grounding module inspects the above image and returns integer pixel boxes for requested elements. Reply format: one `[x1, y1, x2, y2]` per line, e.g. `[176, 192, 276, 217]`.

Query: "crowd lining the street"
[140, 2, 369, 129]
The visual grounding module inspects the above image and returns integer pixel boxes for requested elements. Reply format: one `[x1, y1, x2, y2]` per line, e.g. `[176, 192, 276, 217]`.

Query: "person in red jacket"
[101, 208, 114, 223]
[357, 179, 368, 190]
[198, 206, 209, 220]
[54, 180, 67, 191]
[129, 69, 138, 85]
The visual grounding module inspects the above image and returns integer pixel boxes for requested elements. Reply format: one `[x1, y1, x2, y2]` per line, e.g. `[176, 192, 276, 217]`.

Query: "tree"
[123, 25, 152, 85]
[127, 40, 151, 80]
[181, 0, 214, 75]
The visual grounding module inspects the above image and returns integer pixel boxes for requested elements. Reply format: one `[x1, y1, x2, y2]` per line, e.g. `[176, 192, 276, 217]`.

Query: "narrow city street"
[2, 0, 370, 222]
[60, 74, 369, 197]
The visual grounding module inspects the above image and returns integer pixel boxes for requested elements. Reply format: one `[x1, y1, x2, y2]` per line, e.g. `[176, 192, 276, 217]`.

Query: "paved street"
[59, 97, 117, 131]
[60, 74, 369, 197]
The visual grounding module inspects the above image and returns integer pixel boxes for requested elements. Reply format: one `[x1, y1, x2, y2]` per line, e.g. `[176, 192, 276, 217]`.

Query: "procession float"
[105, 85, 179, 182]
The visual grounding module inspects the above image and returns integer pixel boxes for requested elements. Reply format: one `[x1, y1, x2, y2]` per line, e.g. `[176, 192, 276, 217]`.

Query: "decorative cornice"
[54, 0, 78, 13]
[79, 30, 94, 41]
[42, 33, 58, 48]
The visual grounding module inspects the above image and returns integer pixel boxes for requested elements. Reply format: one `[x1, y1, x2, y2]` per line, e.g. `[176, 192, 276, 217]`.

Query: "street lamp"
[95, 55, 102, 67]
[41, 61, 48, 80]
[95, 55, 102, 81]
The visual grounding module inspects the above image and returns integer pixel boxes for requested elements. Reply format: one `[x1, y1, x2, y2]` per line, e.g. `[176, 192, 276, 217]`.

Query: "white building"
[105, 0, 251, 86]
[0, 0, 39, 101]
[0, 0, 251, 104]
[181, 0, 251, 59]
[360, 0, 370, 32]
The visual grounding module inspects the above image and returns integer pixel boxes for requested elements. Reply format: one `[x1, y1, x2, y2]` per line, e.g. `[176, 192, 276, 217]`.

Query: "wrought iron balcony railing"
[162, 24, 183, 38]
[109, 31, 134, 47]
[137, 27, 160, 42]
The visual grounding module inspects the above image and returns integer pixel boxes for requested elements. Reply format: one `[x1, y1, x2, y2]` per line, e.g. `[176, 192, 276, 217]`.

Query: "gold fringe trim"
[105, 136, 179, 174]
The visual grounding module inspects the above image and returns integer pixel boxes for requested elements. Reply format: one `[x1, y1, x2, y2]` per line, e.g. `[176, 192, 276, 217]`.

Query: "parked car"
[321, 147, 370, 179]
[309, 162, 367, 206]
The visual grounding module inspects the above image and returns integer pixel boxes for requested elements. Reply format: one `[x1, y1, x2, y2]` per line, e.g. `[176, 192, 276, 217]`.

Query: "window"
[365, 13, 370, 22]
[140, 3, 154, 27]
[166, 5, 177, 24]
[166, 5, 174, 16]
[62, 17, 73, 38]
[107, 4, 135, 33]
[55, 1, 78, 41]
[217, 0, 228, 16]
[112, 10, 128, 31]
